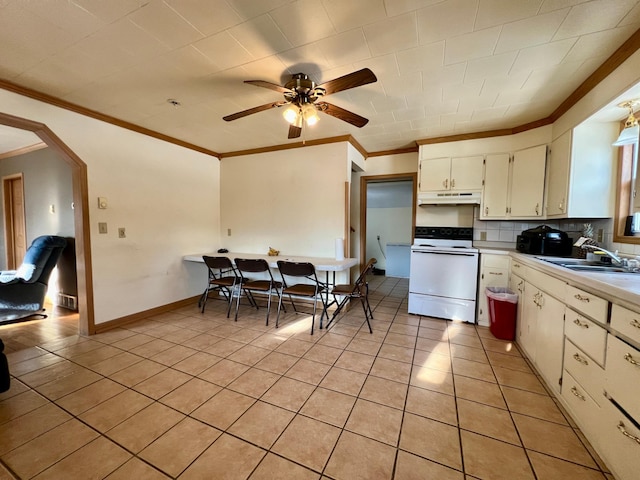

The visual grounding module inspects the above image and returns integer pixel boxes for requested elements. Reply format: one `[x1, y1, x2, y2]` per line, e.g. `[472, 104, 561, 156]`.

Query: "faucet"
[580, 244, 624, 266]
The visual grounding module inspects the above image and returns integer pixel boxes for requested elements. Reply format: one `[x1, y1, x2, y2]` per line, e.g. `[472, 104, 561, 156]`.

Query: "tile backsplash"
[473, 218, 614, 249]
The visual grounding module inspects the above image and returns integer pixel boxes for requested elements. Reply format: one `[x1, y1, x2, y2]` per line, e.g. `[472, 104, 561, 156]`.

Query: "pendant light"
[613, 100, 640, 146]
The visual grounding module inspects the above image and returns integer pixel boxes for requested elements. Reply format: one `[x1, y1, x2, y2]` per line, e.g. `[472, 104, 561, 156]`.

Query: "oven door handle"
[411, 251, 477, 257]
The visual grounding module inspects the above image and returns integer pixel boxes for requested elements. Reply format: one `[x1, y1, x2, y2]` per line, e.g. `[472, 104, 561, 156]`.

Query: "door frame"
[359, 173, 417, 267]
[0, 112, 94, 335]
[2, 173, 26, 269]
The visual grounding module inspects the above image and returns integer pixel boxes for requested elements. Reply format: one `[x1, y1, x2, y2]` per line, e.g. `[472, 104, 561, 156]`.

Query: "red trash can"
[486, 287, 518, 341]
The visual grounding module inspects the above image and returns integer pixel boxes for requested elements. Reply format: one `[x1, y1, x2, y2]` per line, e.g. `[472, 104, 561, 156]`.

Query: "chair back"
[355, 258, 377, 287]
[235, 258, 270, 274]
[202, 256, 237, 279]
[277, 261, 316, 278]
[18, 236, 67, 285]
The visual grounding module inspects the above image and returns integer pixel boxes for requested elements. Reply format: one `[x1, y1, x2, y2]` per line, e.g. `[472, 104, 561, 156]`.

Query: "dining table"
[183, 251, 359, 326]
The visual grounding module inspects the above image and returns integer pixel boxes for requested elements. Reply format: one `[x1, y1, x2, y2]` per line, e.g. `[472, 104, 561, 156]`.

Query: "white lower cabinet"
[517, 269, 565, 394]
[597, 395, 640, 480]
[513, 257, 640, 479]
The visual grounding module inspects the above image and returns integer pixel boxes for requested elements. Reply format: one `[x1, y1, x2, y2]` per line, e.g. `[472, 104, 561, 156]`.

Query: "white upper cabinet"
[509, 145, 547, 218]
[545, 123, 617, 218]
[481, 153, 510, 219]
[480, 146, 547, 220]
[419, 156, 483, 193]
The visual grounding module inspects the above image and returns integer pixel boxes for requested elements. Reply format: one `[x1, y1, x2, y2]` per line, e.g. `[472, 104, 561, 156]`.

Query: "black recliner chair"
[0, 235, 67, 324]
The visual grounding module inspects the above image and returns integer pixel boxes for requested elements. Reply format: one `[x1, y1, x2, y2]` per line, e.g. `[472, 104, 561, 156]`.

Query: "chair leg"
[234, 286, 243, 321]
[225, 287, 235, 318]
[360, 297, 373, 333]
[325, 296, 348, 330]
[276, 291, 285, 328]
[265, 290, 273, 326]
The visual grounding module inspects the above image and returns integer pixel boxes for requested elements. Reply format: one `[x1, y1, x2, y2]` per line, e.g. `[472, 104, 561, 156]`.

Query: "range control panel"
[414, 226, 473, 241]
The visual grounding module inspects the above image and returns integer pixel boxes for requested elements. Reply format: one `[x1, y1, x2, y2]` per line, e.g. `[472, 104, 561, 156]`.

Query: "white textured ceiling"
[1, 0, 640, 155]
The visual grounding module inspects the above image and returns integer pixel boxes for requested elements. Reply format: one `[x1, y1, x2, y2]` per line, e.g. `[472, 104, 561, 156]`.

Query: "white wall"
[0, 147, 74, 269]
[0, 89, 221, 325]
[219, 143, 349, 259]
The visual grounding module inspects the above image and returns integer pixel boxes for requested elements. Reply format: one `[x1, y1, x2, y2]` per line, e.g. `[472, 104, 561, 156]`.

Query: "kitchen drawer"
[510, 259, 527, 277]
[563, 338, 604, 405]
[483, 254, 510, 269]
[606, 334, 640, 421]
[561, 370, 601, 440]
[597, 397, 640, 480]
[611, 304, 640, 346]
[565, 284, 608, 324]
[565, 308, 607, 365]
[526, 267, 565, 299]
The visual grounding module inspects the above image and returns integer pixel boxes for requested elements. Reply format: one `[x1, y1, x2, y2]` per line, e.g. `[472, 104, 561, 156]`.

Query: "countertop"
[510, 252, 640, 311]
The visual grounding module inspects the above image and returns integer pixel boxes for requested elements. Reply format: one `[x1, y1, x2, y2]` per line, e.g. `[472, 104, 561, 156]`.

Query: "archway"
[0, 112, 94, 335]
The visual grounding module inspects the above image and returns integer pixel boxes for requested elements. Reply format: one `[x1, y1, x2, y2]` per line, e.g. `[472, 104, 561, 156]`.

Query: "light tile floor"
[0, 277, 614, 479]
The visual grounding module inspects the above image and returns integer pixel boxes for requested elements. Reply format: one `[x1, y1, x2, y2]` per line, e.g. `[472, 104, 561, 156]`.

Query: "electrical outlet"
[98, 222, 107, 234]
[377, 235, 380, 240]
[227, 228, 231, 236]
[597, 228, 604, 243]
[118, 227, 126, 238]
[480, 231, 487, 241]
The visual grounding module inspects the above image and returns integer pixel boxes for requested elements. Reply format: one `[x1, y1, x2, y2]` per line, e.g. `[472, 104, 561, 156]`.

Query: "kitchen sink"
[539, 257, 630, 273]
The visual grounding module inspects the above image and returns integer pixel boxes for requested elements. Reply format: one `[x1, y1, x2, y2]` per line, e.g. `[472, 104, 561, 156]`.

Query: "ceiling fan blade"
[316, 68, 377, 96]
[288, 124, 302, 139]
[317, 102, 369, 127]
[244, 80, 292, 94]
[223, 102, 284, 121]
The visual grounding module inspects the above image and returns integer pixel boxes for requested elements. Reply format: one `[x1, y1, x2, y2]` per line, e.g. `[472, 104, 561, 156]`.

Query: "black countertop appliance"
[516, 225, 573, 256]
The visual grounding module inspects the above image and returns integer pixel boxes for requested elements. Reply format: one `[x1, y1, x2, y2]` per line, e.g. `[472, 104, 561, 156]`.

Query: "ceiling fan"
[223, 68, 377, 139]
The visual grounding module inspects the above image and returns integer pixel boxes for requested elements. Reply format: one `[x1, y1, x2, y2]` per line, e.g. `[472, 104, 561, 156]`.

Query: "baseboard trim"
[93, 295, 200, 334]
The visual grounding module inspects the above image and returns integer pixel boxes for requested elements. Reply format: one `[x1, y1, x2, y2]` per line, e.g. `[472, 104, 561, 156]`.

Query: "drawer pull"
[489, 272, 503, 275]
[570, 386, 585, 401]
[572, 353, 589, 365]
[631, 319, 640, 329]
[513, 263, 520, 268]
[624, 353, 640, 367]
[574, 294, 590, 303]
[573, 318, 589, 329]
[617, 422, 640, 445]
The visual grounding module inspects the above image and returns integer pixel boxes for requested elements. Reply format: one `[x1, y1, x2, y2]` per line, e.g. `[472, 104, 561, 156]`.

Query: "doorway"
[0, 112, 94, 335]
[2, 173, 26, 269]
[359, 173, 417, 272]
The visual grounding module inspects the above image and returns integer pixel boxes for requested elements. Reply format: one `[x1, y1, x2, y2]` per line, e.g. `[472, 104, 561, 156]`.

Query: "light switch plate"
[98, 197, 108, 209]
[98, 222, 107, 234]
[118, 227, 126, 238]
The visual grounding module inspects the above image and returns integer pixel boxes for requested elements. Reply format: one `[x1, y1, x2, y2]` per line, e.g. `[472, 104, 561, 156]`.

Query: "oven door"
[409, 248, 478, 300]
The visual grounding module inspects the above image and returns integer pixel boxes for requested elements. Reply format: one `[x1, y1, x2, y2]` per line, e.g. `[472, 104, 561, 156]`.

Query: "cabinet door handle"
[573, 353, 589, 365]
[570, 386, 585, 401]
[443, 179, 448, 189]
[617, 422, 640, 445]
[624, 353, 640, 367]
[485, 206, 489, 215]
[451, 178, 455, 188]
[630, 319, 640, 329]
[535, 203, 540, 215]
[573, 318, 589, 329]
[574, 294, 590, 303]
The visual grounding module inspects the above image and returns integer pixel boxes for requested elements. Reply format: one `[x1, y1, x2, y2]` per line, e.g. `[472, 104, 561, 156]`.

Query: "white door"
[451, 155, 484, 191]
[521, 284, 539, 361]
[546, 130, 571, 217]
[534, 292, 565, 394]
[481, 153, 510, 219]
[419, 157, 450, 192]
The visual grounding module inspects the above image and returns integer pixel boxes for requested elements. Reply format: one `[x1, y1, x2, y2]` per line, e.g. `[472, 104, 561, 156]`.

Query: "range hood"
[418, 191, 482, 205]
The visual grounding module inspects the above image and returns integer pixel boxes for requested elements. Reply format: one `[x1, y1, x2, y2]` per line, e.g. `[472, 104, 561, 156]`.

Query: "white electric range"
[408, 226, 479, 323]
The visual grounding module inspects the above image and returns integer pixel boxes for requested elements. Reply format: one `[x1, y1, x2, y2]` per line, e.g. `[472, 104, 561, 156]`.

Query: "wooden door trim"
[0, 112, 94, 335]
[2, 173, 26, 269]
[359, 173, 417, 267]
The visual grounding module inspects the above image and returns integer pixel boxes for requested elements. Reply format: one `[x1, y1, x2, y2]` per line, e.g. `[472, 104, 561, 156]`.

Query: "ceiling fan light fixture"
[301, 103, 319, 126]
[613, 99, 640, 146]
[282, 105, 299, 124]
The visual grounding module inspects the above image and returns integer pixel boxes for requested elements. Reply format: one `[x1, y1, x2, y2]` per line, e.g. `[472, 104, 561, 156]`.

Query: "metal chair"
[326, 258, 377, 333]
[200, 256, 244, 317]
[276, 260, 328, 334]
[234, 258, 283, 325]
